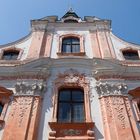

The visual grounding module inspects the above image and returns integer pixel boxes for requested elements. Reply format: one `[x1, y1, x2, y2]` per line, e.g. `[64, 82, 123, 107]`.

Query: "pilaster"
[27, 31, 45, 59]
[96, 82, 140, 140]
[2, 82, 46, 140]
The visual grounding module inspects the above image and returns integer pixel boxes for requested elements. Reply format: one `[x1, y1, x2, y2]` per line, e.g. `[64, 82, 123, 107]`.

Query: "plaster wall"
[14, 36, 32, 60]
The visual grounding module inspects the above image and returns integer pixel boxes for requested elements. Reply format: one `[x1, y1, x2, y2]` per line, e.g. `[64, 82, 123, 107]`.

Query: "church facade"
[0, 10, 140, 140]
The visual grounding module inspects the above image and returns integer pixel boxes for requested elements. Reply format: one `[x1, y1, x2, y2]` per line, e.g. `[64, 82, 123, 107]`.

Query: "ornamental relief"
[9, 97, 33, 127]
[15, 82, 46, 96]
[54, 69, 90, 89]
[96, 82, 128, 97]
[54, 69, 95, 101]
[111, 96, 126, 129]
[53, 69, 96, 104]
[100, 96, 131, 129]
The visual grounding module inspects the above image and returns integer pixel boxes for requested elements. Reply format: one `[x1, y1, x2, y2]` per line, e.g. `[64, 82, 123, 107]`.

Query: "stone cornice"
[0, 58, 140, 80]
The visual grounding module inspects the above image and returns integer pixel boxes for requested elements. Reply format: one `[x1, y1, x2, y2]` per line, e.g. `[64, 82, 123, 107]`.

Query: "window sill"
[57, 52, 85, 56]
[49, 122, 95, 140]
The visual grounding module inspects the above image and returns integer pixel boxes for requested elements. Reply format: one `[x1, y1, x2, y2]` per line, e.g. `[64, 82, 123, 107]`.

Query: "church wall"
[0, 12, 140, 140]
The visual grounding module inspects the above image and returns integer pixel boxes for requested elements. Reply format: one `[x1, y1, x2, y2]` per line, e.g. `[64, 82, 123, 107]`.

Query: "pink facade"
[0, 9, 140, 140]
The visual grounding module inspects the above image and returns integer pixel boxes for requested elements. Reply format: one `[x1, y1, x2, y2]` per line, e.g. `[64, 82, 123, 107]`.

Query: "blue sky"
[0, 0, 140, 45]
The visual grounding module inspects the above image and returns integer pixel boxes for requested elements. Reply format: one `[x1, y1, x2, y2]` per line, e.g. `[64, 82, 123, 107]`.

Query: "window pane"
[3, 51, 19, 60]
[138, 103, 140, 111]
[72, 90, 84, 101]
[59, 90, 71, 101]
[123, 51, 139, 60]
[63, 38, 71, 44]
[3, 54, 11, 60]
[72, 103, 84, 122]
[62, 37, 80, 53]
[64, 20, 78, 23]
[0, 103, 3, 115]
[62, 44, 71, 53]
[58, 103, 71, 122]
[72, 38, 79, 44]
[11, 54, 19, 60]
[58, 88, 85, 123]
[72, 45, 80, 53]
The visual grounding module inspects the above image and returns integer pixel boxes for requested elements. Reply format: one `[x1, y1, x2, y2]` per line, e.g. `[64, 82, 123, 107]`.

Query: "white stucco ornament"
[15, 82, 46, 96]
[64, 73, 79, 83]
[96, 82, 128, 97]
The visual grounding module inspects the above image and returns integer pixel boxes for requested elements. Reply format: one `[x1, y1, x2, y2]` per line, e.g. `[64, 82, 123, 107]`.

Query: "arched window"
[62, 37, 80, 53]
[2, 50, 19, 60]
[57, 88, 85, 122]
[122, 50, 139, 60]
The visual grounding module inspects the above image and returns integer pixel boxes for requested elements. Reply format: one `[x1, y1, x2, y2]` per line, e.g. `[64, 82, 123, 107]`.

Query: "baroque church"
[0, 9, 140, 140]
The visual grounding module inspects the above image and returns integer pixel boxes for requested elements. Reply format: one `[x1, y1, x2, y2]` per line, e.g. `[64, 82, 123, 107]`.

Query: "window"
[57, 88, 85, 122]
[138, 103, 140, 112]
[48, 72, 94, 139]
[2, 50, 19, 60]
[57, 34, 85, 56]
[0, 103, 3, 115]
[62, 37, 80, 53]
[64, 19, 78, 23]
[122, 50, 139, 60]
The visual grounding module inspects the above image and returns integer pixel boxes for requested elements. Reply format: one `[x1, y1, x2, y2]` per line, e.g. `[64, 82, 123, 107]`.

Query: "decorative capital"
[15, 82, 46, 97]
[96, 82, 128, 97]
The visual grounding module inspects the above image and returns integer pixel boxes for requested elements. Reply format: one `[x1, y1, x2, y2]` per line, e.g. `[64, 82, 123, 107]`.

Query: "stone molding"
[15, 82, 46, 96]
[96, 82, 128, 97]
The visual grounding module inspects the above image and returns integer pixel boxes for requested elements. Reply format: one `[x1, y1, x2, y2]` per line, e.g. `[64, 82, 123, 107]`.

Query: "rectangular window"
[122, 50, 139, 60]
[57, 89, 85, 123]
[2, 50, 19, 60]
[62, 37, 80, 53]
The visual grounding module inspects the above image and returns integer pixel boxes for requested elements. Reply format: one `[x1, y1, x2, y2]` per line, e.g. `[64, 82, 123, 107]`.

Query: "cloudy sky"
[0, 0, 140, 45]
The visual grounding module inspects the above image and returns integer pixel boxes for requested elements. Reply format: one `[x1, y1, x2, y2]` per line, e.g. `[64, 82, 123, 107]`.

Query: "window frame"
[57, 34, 85, 56]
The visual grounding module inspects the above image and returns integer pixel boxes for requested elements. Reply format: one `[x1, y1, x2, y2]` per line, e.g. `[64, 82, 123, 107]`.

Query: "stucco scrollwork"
[15, 82, 46, 96]
[96, 82, 128, 97]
